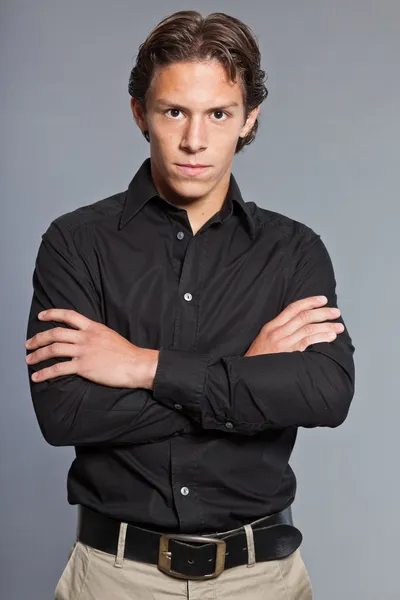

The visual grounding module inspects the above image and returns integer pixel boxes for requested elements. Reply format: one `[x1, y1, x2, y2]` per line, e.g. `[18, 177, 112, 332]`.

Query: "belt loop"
[114, 522, 128, 568]
[243, 524, 256, 567]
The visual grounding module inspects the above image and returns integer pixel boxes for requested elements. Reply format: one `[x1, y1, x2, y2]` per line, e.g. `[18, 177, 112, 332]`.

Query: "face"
[130, 59, 259, 206]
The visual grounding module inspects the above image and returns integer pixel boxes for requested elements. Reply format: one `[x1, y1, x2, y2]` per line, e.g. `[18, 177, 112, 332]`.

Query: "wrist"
[135, 348, 160, 390]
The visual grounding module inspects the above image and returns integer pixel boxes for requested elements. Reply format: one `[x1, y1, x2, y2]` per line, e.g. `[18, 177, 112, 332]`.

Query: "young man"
[25, 10, 355, 600]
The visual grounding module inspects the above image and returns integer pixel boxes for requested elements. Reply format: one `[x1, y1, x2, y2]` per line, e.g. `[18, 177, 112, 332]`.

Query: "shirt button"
[177, 231, 185, 240]
[184, 293, 192, 302]
[174, 403, 182, 410]
[181, 487, 190, 496]
[225, 421, 234, 429]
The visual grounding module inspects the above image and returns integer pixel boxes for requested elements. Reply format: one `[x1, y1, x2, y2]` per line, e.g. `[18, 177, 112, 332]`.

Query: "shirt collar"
[119, 157, 256, 239]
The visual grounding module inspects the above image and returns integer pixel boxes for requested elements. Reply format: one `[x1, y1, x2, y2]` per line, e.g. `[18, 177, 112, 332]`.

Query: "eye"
[164, 109, 229, 122]
[166, 109, 184, 119]
[212, 110, 229, 122]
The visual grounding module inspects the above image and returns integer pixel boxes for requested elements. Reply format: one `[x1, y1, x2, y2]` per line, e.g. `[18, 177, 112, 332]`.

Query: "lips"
[176, 164, 211, 176]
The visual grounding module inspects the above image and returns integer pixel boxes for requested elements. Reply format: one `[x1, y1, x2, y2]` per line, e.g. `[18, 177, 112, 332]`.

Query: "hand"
[245, 295, 345, 357]
[25, 309, 159, 388]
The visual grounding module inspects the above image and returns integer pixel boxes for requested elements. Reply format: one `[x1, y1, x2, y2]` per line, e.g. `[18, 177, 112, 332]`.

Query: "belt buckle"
[158, 533, 226, 580]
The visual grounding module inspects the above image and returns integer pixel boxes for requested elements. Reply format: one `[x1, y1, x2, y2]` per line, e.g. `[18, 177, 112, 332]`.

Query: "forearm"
[151, 326, 355, 435]
[151, 228, 356, 435]
[26, 318, 194, 446]
[26, 243, 194, 447]
[28, 359, 194, 447]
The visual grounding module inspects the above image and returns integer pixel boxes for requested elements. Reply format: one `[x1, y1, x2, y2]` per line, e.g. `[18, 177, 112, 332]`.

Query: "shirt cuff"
[153, 348, 209, 418]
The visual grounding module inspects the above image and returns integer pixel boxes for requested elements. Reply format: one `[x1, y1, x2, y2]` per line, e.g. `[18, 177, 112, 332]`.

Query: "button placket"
[168, 231, 209, 532]
[171, 234, 207, 350]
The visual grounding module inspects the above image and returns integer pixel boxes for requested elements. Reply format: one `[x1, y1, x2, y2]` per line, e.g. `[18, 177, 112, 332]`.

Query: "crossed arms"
[25, 221, 355, 446]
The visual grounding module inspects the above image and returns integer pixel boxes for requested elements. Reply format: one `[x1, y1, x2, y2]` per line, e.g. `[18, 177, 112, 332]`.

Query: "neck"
[150, 159, 231, 235]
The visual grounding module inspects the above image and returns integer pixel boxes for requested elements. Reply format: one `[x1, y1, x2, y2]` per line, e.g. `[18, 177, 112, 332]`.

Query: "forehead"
[148, 60, 244, 105]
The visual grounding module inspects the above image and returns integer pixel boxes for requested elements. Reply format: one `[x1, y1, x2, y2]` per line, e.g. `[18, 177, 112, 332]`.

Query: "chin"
[168, 184, 208, 203]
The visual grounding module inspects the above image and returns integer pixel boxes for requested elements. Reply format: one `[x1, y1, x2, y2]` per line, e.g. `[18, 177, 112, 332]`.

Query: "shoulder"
[43, 190, 126, 238]
[249, 202, 319, 244]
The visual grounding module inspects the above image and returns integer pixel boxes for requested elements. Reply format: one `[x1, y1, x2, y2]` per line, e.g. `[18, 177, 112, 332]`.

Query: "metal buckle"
[158, 533, 226, 580]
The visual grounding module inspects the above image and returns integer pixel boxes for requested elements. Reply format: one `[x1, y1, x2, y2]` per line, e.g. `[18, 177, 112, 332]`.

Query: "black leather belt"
[77, 505, 302, 580]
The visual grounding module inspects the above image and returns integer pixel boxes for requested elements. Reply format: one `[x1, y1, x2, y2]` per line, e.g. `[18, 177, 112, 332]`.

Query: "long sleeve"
[153, 230, 356, 435]
[26, 219, 193, 447]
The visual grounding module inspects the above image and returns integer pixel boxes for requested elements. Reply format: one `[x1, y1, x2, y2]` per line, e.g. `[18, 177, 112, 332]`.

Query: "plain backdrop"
[1, 1, 398, 598]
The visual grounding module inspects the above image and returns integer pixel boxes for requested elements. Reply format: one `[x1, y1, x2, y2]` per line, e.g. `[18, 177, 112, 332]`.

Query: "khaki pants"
[55, 528, 313, 600]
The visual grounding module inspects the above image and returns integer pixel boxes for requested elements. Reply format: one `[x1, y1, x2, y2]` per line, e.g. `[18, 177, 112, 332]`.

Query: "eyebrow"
[155, 98, 240, 111]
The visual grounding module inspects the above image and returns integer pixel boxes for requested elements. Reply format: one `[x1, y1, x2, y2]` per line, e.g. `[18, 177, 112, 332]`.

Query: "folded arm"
[26, 219, 194, 447]
[153, 230, 356, 435]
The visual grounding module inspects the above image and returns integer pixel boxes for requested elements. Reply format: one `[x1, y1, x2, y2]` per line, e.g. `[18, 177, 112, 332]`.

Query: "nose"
[180, 116, 207, 153]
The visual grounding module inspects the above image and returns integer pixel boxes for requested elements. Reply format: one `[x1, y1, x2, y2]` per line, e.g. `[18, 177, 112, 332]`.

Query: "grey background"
[1, 1, 397, 598]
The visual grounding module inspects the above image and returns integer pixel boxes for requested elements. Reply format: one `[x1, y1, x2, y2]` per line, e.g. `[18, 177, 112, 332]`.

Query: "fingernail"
[317, 296, 327, 302]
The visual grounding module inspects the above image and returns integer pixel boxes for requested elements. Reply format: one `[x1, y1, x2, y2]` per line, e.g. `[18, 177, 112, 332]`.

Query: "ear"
[130, 98, 148, 133]
[239, 105, 260, 138]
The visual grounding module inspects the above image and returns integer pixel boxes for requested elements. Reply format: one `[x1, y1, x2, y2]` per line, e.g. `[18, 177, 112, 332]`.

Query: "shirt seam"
[63, 196, 125, 235]
[42, 228, 94, 293]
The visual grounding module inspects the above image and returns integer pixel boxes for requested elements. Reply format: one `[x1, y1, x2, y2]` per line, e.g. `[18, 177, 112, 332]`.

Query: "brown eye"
[166, 109, 182, 119]
[212, 111, 228, 122]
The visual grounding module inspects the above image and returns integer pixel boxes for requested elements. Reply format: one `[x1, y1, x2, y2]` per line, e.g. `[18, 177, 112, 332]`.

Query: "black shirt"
[26, 157, 355, 534]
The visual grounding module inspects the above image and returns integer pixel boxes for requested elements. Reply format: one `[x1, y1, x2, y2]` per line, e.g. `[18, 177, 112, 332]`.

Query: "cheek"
[214, 121, 243, 143]
[153, 124, 178, 146]
[214, 129, 241, 154]
[157, 135, 176, 157]
[148, 127, 175, 153]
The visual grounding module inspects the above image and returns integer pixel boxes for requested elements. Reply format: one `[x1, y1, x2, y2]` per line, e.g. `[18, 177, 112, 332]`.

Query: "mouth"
[175, 164, 211, 176]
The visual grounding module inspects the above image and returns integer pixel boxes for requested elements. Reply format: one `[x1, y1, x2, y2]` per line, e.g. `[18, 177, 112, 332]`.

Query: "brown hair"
[128, 10, 268, 154]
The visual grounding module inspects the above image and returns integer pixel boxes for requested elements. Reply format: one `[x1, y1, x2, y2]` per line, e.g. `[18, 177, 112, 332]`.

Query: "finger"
[281, 321, 344, 352]
[26, 343, 80, 366]
[38, 308, 93, 331]
[268, 296, 328, 330]
[26, 327, 81, 350]
[31, 359, 78, 383]
[275, 305, 342, 339]
[297, 331, 338, 352]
